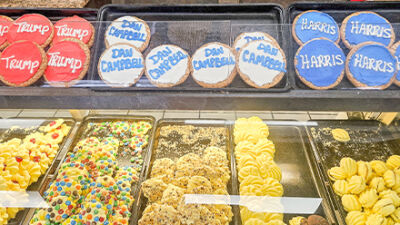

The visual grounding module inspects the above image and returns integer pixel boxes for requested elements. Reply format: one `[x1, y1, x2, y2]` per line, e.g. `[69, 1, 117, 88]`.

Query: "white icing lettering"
[48, 52, 82, 73]
[350, 21, 391, 38]
[1, 55, 39, 74]
[0, 25, 8, 36]
[55, 25, 89, 40]
[15, 22, 49, 35]
[353, 53, 394, 73]
[300, 18, 336, 35]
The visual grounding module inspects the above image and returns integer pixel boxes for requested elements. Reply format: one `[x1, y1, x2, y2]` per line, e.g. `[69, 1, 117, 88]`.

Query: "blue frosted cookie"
[341, 11, 395, 49]
[295, 38, 345, 89]
[391, 41, 400, 87]
[346, 42, 397, 89]
[292, 10, 339, 45]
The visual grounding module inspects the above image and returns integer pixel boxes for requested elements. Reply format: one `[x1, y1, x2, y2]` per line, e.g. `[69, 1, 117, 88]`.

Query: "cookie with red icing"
[0, 40, 47, 87]
[44, 38, 90, 87]
[7, 14, 54, 48]
[53, 15, 95, 47]
[0, 16, 13, 50]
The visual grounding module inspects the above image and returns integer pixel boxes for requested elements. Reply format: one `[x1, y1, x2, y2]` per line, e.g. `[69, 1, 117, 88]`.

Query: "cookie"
[295, 38, 345, 89]
[53, 15, 95, 47]
[0, 16, 12, 50]
[346, 42, 397, 89]
[391, 41, 400, 87]
[7, 14, 54, 48]
[292, 10, 339, 45]
[340, 11, 395, 49]
[145, 44, 190, 87]
[105, 16, 150, 52]
[98, 43, 144, 87]
[191, 42, 236, 88]
[236, 40, 286, 88]
[233, 32, 278, 52]
[44, 38, 90, 87]
[0, 40, 46, 87]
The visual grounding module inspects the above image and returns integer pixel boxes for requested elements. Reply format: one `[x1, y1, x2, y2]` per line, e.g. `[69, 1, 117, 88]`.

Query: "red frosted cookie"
[0, 40, 47, 87]
[0, 16, 13, 50]
[7, 14, 54, 48]
[53, 15, 95, 47]
[45, 39, 90, 87]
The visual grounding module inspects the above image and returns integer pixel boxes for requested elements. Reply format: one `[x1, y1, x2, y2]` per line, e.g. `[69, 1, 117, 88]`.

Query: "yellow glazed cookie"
[342, 194, 362, 212]
[366, 213, 384, 225]
[262, 178, 284, 197]
[328, 166, 347, 181]
[332, 128, 351, 142]
[387, 155, 400, 170]
[341, 157, 358, 178]
[333, 180, 350, 196]
[372, 199, 395, 216]
[371, 160, 389, 176]
[359, 189, 379, 208]
[289, 216, 306, 225]
[346, 211, 366, 225]
[358, 161, 374, 183]
[380, 190, 400, 207]
[348, 175, 366, 194]
[370, 177, 387, 193]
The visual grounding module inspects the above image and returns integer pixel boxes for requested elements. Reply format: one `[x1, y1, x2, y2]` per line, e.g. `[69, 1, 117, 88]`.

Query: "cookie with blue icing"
[292, 10, 339, 45]
[346, 42, 397, 89]
[233, 32, 278, 52]
[145, 44, 190, 87]
[295, 38, 345, 89]
[341, 11, 395, 49]
[391, 41, 400, 87]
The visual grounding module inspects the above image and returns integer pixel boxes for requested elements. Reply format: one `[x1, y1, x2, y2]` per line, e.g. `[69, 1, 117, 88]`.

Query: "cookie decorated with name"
[0, 16, 12, 50]
[391, 41, 400, 86]
[237, 40, 286, 88]
[341, 11, 395, 49]
[105, 16, 150, 52]
[7, 14, 54, 48]
[292, 10, 339, 45]
[98, 43, 144, 87]
[233, 32, 278, 52]
[295, 38, 345, 89]
[145, 44, 190, 87]
[53, 15, 95, 47]
[346, 42, 397, 89]
[45, 39, 90, 87]
[191, 42, 236, 88]
[0, 40, 46, 87]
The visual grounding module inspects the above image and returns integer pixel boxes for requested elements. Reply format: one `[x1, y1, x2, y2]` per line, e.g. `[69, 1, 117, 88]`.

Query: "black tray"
[90, 4, 290, 92]
[287, 2, 400, 91]
[306, 120, 400, 225]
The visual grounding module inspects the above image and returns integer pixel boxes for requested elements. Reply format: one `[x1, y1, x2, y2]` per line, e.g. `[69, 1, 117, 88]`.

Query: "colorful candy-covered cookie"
[0, 16, 12, 50]
[46, 196, 77, 222]
[295, 38, 345, 89]
[131, 121, 152, 135]
[391, 41, 400, 87]
[234, 32, 278, 52]
[237, 40, 286, 88]
[53, 15, 95, 47]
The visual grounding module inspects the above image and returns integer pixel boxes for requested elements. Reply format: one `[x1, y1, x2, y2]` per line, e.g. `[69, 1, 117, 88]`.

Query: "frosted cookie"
[98, 43, 144, 87]
[340, 11, 395, 49]
[295, 38, 345, 89]
[233, 32, 278, 52]
[292, 10, 339, 45]
[44, 39, 90, 87]
[237, 40, 286, 88]
[145, 44, 190, 87]
[0, 40, 47, 87]
[7, 14, 54, 48]
[0, 16, 12, 50]
[191, 42, 236, 88]
[105, 16, 150, 51]
[53, 15, 95, 47]
[391, 41, 400, 87]
[346, 42, 397, 89]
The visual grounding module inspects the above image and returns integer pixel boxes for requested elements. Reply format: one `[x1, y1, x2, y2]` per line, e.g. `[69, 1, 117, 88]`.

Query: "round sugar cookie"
[98, 43, 144, 87]
[295, 38, 345, 89]
[391, 41, 400, 87]
[145, 44, 190, 87]
[340, 11, 395, 49]
[105, 16, 150, 52]
[236, 40, 286, 88]
[0, 16, 13, 50]
[346, 42, 397, 89]
[191, 42, 236, 88]
[292, 10, 339, 45]
[7, 14, 54, 48]
[0, 40, 46, 87]
[53, 15, 95, 47]
[233, 32, 278, 52]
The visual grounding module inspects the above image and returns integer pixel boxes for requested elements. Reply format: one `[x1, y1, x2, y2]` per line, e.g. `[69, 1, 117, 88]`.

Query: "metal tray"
[232, 121, 337, 225]
[306, 120, 400, 225]
[135, 118, 239, 225]
[287, 2, 400, 91]
[0, 117, 76, 225]
[90, 4, 290, 92]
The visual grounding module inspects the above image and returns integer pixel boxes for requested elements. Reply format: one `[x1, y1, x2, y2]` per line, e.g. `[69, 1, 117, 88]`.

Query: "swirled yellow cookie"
[366, 213, 384, 225]
[333, 180, 350, 196]
[235, 117, 269, 140]
[358, 161, 374, 183]
[348, 175, 366, 194]
[262, 178, 284, 197]
[240, 175, 265, 190]
[384, 170, 397, 188]
[258, 161, 282, 181]
[359, 189, 378, 208]
[253, 138, 275, 158]
[371, 160, 389, 176]
[331, 128, 350, 142]
[340, 157, 358, 178]
[238, 154, 260, 170]
[342, 194, 362, 212]
[387, 155, 400, 170]
[239, 165, 261, 182]
[289, 216, 306, 225]
[240, 206, 283, 224]
[235, 140, 254, 161]
[391, 208, 400, 222]
[244, 218, 268, 225]
[370, 177, 387, 193]
[346, 211, 366, 225]
[141, 178, 168, 202]
[372, 199, 395, 216]
[161, 184, 185, 209]
[187, 175, 213, 194]
[266, 220, 286, 225]
[380, 190, 400, 207]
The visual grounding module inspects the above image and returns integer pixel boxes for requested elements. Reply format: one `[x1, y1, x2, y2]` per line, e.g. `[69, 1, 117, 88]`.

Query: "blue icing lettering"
[349, 44, 396, 86]
[242, 49, 286, 73]
[257, 43, 278, 56]
[121, 20, 142, 31]
[111, 48, 133, 58]
[193, 56, 235, 71]
[394, 44, 400, 80]
[345, 13, 392, 47]
[148, 49, 188, 80]
[295, 39, 345, 87]
[294, 11, 339, 43]
[235, 35, 265, 52]
[100, 58, 143, 73]
[108, 26, 146, 42]
[149, 47, 173, 64]
[205, 47, 224, 57]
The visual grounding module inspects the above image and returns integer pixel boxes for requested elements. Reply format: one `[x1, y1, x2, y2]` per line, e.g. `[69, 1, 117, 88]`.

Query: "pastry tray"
[89, 4, 290, 92]
[135, 118, 239, 225]
[232, 121, 337, 225]
[287, 2, 400, 91]
[306, 120, 400, 225]
[23, 115, 156, 225]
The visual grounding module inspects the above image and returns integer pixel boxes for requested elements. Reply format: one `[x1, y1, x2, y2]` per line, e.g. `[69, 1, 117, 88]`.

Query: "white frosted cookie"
[237, 40, 286, 88]
[98, 43, 144, 87]
[145, 44, 190, 87]
[105, 16, 150, 51]
[233, 32, 278, 52]
[191, 42, 236, 88]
